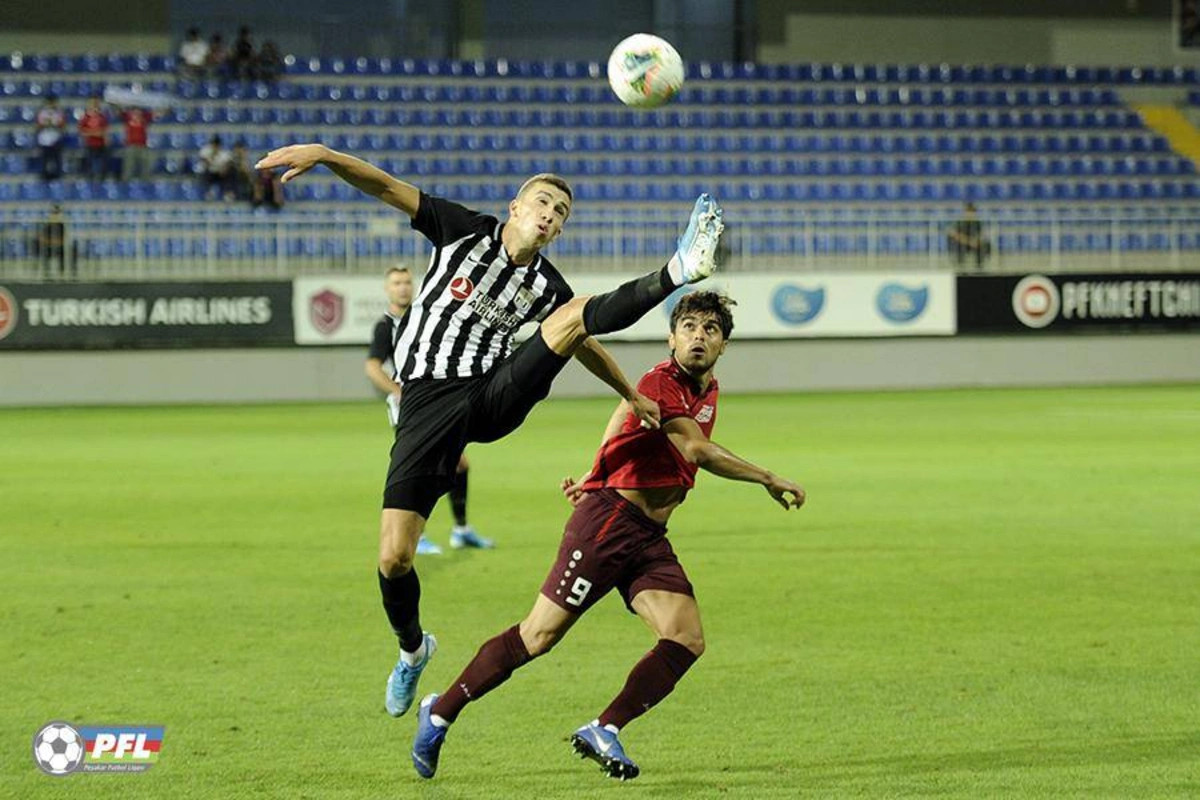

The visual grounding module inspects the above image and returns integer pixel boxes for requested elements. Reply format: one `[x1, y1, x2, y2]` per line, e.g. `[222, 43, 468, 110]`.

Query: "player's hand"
[629, 392, 661, 430]
[764, 475, 805, 511]
[255, 144, 328, 184]
[561, 473, 591, 506]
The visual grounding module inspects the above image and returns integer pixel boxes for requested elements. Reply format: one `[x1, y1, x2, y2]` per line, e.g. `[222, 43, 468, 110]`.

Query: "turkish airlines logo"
[1012, 274, 1060, 329]
[449, 277, 474, 301]
[695, 404, 714, 423]
[0, 286, 16, 341]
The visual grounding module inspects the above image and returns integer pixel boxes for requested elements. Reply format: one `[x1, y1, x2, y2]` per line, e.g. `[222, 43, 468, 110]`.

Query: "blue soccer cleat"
[411, 694, 448, 779]
[415, 536, 443, 556]
[675, 193, 725, 284]
[385, 632, 437, 717]
[570, 722, 640, 781]
[450, 525, 495, 550]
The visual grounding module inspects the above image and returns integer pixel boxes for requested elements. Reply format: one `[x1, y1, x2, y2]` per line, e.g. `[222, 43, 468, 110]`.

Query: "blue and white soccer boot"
[415, 536, 443, 556]
[571, 721, 640, 781]
[385, 632, 437, 717]
[673, 193, 725, 284]
[411, 694, 448, 779]
[449, 525, 495, 550]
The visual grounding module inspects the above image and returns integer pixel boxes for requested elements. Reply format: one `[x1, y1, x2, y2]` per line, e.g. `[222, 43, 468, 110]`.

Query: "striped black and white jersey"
[394, 192, 574, 381]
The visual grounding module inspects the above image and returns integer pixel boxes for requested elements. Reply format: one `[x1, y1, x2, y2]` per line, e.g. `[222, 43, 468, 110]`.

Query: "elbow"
[684, 441, 711, 467]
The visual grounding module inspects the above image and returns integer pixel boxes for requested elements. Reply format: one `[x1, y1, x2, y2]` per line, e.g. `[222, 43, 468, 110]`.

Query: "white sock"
[666, 252, 684, 286]
[400, 639, 427, 666]
[602, 723, 620, 735]
[430, 713, 450, 729]
[452, 524, 470, 534]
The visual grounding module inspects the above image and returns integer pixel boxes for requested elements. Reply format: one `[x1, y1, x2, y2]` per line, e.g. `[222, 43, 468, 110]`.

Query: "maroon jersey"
[581, 358, 718, 494]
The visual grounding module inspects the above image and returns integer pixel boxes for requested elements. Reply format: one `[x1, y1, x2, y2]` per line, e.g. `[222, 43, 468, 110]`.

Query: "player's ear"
[667, 332, 676, 352]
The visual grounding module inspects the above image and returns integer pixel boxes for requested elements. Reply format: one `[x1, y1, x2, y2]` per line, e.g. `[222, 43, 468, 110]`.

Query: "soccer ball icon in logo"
[33, 722, 84, 776]
[607, 33, 685, 108]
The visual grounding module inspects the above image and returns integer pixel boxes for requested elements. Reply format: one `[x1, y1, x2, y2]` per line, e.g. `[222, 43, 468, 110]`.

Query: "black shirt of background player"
[393, 193, 573, 383]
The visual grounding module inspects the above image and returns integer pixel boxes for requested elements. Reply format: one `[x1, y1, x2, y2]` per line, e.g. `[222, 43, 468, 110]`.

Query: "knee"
[378, 548, 413, 578]
[519, 625, 562, 657]
[668, 631, 705, 658]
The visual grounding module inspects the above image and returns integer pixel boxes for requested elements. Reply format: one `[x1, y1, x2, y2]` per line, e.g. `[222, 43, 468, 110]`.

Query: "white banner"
[293, 277, 389, 345]
[571, 271, 957, 340]
[294, 271, 956, 345]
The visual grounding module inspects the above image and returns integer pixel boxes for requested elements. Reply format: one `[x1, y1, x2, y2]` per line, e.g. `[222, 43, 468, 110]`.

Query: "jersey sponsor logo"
[309, 288, 344, 335]
[695, 404, 714, 423]
[449, 276, 474, 301]
[876, 283, 929, 323]
[1011, 274, 1060, 328]
[467, 291, 523, 331]
[0, 286, 17, 341]
[772, 284, 824, 325]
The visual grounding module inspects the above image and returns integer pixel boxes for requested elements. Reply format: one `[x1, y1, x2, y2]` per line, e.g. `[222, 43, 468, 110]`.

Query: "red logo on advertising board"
[310, 289, 345, 335]
[449, 277, 474, 301]
[0, 287, 17, 341]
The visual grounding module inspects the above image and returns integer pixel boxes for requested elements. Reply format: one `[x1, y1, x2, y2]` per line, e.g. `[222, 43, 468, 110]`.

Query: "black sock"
[378, 569, 423, 652]
[581, 266, 676, 336]
[449, 468, 468, 527]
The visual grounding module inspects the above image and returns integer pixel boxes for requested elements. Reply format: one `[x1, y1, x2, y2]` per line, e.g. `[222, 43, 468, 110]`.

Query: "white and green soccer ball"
[33, 722, 84, 775]
[607, 33, 685, 108]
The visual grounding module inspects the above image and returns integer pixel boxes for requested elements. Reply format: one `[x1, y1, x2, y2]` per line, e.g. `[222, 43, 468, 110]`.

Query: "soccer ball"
[33, 722, 84, 775]
[607, 33, 685, 108]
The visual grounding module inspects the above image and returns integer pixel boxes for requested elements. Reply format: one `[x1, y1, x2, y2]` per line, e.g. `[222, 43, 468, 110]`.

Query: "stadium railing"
[2, 207, 1199, 281]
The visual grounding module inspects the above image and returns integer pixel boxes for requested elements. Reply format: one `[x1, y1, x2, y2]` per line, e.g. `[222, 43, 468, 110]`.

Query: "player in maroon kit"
[410, 291, 806, 781]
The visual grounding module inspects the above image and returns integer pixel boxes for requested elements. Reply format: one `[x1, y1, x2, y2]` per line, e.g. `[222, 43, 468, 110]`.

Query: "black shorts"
[382, 331, 569, 516]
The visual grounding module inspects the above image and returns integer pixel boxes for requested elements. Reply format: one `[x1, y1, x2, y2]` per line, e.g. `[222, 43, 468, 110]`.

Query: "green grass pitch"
[3, 386, 1199, 798]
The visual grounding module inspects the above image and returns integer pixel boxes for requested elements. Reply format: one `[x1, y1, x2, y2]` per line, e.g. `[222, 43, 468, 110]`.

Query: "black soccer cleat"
[570, 722, 640, 781]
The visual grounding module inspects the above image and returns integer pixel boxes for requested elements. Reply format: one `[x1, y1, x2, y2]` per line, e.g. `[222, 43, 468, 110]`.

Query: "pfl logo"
[33, 721, 164, 775]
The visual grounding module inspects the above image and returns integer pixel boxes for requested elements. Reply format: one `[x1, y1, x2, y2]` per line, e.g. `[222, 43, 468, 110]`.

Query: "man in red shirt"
[119, 107, 153, 182]
[78, 95, 109, 183]
[411, 291, 806, 781]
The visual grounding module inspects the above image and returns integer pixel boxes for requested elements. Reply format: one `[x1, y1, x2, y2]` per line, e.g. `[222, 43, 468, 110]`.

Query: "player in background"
[409, 292, 806, 781]
[256, 144, 725, 722]
[366, 266, 493, 555]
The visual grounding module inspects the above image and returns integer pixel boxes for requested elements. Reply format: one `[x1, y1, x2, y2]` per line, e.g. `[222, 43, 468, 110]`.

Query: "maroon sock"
[432, 625, 532, 723]
[598, 639, 698, 731]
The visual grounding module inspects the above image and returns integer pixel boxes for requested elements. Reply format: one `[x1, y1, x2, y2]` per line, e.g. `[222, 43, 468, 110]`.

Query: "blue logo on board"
[771, 284, 825, 325]
[875, 283, 928, 323]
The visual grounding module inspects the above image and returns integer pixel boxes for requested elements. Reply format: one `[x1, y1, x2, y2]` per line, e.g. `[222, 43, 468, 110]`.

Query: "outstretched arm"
[572, 337, 660, 429]
[664, 417, 805, 510]
[254, 144, 420, 216]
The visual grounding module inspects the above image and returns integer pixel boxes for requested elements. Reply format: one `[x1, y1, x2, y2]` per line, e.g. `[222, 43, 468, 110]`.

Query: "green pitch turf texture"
[3, 386, 1199, 799]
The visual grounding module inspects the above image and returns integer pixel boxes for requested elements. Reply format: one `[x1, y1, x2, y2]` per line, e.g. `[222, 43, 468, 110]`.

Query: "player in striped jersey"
[366, 266, 491, 555]
[256, 143, 724, 720]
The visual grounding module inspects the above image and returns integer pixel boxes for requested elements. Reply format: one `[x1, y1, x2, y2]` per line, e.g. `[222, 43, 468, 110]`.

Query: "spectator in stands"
[197, 135, 235, 200]
[252, 166, 285, 211]
[947, 203, 991, 269]
[35, 94, 67, 181]
[205, 33, 229, 79]
[178, 27, 209, 80]
[119, 106, 154, 182]
[255, 40, 284, 83]
[37, 204, 69, 279]
[78, 95, 111, 184]
[1181, 0, 1200, 48]
[231, 141, 255, 200]
[229, 26, 256, 80]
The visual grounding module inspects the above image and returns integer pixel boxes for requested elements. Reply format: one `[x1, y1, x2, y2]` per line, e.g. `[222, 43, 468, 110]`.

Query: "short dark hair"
[385, 266, 411, 278]
[517, 173, 573, 206]
[670, 291, 736, 339]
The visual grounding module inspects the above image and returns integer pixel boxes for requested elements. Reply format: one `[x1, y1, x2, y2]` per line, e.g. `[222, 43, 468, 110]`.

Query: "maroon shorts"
[540, 488, 694, 614]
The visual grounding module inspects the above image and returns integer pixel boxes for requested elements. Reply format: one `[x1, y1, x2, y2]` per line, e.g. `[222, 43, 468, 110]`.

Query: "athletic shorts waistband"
[586, 488, 668, 537]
